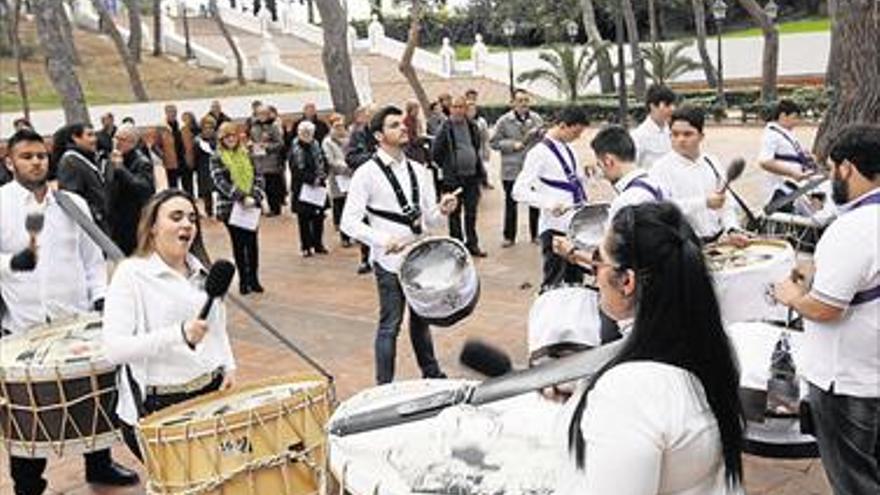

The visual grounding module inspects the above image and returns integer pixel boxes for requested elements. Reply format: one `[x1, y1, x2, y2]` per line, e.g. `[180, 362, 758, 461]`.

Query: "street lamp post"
[502, 19, 516, 101]
[180, 1, 193, 59]
[712, 0, 727, 109]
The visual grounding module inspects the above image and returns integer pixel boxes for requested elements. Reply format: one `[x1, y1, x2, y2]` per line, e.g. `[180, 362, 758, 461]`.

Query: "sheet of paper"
[299, 184, 328, 207]
[229, 201, 261, 231]
[335, 175, 352, 194]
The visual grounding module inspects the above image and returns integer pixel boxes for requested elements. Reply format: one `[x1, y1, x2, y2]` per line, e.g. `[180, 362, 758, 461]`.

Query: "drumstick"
[451, 187, 463, 196]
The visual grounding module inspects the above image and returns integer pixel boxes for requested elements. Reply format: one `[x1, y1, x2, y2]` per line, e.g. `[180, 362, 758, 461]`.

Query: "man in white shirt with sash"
[774, 124, 880, 495]
[650, 106, 748, 245]
[630, 84, 676, 170]
[757, 99, 819, 212]
[0, 129, 138, 495]
[341, 106, 459, 384]
[513, 106, 590, 289]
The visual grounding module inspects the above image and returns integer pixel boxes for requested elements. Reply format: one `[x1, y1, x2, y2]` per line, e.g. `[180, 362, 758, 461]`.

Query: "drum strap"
[540, 139, 586, 205]
[845, 191, 880, 306]
[366, 155, 422, 235]
[124, 365, 148, 418]
[768, 124, 815, 172]
[623, 174, 664, 201]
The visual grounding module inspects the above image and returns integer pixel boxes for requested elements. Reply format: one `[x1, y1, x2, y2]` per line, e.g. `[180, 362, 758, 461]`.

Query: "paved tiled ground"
[0, 125, 831, 493]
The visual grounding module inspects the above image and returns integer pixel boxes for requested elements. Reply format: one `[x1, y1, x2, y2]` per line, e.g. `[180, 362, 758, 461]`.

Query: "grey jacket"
[248, 120, 284, 175]
[322, 135, 351, 199]
[490, 110, 545, 181]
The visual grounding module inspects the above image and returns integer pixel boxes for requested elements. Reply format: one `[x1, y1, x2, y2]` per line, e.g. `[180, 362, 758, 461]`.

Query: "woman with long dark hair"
[561, 202, 745, 494]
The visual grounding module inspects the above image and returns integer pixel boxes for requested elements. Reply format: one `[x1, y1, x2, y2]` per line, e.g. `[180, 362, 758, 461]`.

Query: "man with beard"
[109, 124, 155, 255]
[0, 128, 139, 495]
[773, 124, 880, 495]
[54, 123, 114, 234]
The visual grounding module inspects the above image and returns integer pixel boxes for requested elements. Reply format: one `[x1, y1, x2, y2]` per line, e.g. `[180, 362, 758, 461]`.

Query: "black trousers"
[540, 229, 584, 289]
[121, 374, 223, 461]
[502, 180, 539, 242]
[179, 167, 195, 196]
[225, 224, 260, 288]
[331, 196, 350, 242]
[264, 173, 286, 215]
[296, 207, 325, 251]
[166, 167, 180, 189]
[447, 175, 482, 251]
[9, 450, 114, 495]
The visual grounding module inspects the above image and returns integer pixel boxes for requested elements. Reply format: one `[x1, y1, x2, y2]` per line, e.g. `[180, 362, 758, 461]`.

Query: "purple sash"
[769, 124, 815, 172]
[624, 175, 664, 201]
[539, 139, 586, 205]
[846, 190, 880, 306]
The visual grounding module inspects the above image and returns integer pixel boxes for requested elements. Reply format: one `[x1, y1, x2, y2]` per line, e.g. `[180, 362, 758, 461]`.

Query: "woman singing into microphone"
[102, 189, 236, 460]
[560, 202, 745, 494]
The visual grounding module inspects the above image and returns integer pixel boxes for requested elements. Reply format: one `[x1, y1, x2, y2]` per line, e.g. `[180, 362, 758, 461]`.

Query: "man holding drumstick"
[0, 129, 138, 494]
[341, 106, 459, 385]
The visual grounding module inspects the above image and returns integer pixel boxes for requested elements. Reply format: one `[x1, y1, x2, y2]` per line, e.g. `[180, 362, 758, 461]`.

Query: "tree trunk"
[33, 0, 90, 124]
[691, 0, 718, 88]
[813, 1, 880, 160]
[825, 0, 840, 89]
[621, 0, 646, 99]
[316, 0, 360, 118]
[210, 0, 245, 85]
[91, 0, 148, 101]
[58, 0, 81, 65]
[152, 0, 162, 56]
[122, 0, 142, 62]
[737, 0, 778, 103]
[580, 0, 614, 93]
[10, 0, 31, 120]
[399, 0, 431, 115]
[648, 0, 658, 46]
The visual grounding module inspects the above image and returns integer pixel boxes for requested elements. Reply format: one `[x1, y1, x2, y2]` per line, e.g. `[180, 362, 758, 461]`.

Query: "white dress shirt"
[650, 151, 739, 238]
[631, 117, 672, 170]
[513, 137, 588, 235]
[757, 123, 811, 200]
[0, 182, 106, 333]
[556, 362, 740, 495]
[102, 253, 236, 425]
[609, 168, 667, 221]
[340, 148, 445, 273]
[802, 188, 880, 398]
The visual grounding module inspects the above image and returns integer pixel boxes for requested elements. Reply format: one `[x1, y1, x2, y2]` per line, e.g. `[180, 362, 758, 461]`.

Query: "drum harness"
[539, 138, 587, 207]
[365, 154, 423, 235]
[52, 190, 339, 414]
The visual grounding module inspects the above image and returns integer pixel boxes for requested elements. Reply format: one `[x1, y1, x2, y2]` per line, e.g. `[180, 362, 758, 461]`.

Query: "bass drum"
[728, 322, 817, 459]
[327, 380, 564, 494]
[398, 237, 480, 327]
[0, 314, 118, 458]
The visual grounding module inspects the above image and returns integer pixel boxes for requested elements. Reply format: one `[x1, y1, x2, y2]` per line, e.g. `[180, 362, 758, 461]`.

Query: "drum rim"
[2, 430, 118, 458]
[329, 379, 476, 425]
[705, 237, 794, 276]
[567, 202, 611, 250]
[399, 236, 475, 280]
[137, 373, 330, 434]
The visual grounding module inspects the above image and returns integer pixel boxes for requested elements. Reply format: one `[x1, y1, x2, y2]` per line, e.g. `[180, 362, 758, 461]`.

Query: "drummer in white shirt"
[630, 84, 676, 170]
[513, 106, 590, 289]
[0, 129, 138, 494]
[341, 105, 459, 384]
[773, 124, 880, 495]
[650, 106, 749, 245]
[102, 188, 236, 460]
[757, 99, 819, 212]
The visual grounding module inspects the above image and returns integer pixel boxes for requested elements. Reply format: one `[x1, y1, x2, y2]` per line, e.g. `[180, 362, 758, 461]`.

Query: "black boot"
[84, 450, 139, 487]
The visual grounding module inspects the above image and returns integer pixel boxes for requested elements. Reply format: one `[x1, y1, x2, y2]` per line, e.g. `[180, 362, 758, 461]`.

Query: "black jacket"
[344, 125, 376, 170]
[431, 118, 485, 187]
[56, 148, 114, 233]
[110, 149, 155, 255]
[96, 126, 116, 156]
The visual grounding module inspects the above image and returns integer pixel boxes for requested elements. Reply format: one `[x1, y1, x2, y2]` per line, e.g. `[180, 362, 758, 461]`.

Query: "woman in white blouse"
[560, 202, 745, 495]
[102, 189, 236, 460]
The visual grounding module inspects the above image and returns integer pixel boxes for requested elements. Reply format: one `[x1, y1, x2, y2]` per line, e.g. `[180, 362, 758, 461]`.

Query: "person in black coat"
[109, 125, 155, 255]
[344, 107, 376, 273]
[53, 123, 114, 234]
[293, 102, 330, 145]
[95, 112, 117, 157]
[289, 121, 328, 257]
[431, 96, 487, 257]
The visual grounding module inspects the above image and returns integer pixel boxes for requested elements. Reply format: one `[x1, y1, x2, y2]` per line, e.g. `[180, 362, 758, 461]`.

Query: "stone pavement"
[0, 125, 831, 493]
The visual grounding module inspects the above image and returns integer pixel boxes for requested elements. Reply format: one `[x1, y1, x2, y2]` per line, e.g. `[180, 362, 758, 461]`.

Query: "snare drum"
[528, 286, 602, 357]
[0, 314, 118, 458]
[328, 380, 564, 494]
[705, 239, 795, 324]
[728, 322, 817, 458]
[758, 212, 828, 253]
[567, 203, 611, 250]
[398, 237, 480, 327]
[137, 374, 332, 494]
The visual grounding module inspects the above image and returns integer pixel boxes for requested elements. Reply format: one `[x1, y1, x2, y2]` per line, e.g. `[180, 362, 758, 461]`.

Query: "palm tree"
[641, 39, 702, 85]
[517, 43, 607, 102]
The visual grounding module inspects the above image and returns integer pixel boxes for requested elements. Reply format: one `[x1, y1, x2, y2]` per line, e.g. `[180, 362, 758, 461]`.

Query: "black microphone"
[198, 260, 235, 319]
[25, 211, 45, 236]
[460, 339, 513, 377]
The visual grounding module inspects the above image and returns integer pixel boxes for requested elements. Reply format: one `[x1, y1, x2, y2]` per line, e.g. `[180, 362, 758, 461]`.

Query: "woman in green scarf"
[210, 122, 266, 295]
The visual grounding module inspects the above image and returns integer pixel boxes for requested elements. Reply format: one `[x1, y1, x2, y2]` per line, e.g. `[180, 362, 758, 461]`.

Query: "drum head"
[399, 237, 480, 327]
[0, 314, 110, 381]
[528, 286, 602, 355]
[568, 203, 610, 250]
[703, 239, 792, 273]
